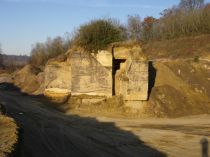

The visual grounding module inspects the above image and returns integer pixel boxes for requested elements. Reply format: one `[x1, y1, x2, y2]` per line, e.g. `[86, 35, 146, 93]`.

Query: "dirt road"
[0, 83, 209, 157]
[0, 84, 166, 157]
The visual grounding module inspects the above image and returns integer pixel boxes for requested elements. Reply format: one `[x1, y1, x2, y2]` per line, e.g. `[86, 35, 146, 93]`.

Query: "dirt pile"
[144, 60, 210, 117]
[0, 113, 18, 157]
[12, 65, 44, 95]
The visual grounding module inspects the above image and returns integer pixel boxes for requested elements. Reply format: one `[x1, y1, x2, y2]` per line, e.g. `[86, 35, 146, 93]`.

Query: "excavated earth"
[0, 83, 209, 157]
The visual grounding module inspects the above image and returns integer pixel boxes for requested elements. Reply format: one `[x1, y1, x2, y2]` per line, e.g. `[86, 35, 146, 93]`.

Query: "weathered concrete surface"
[115, 61, 127, 96]
[6, 45, 149, 105]
[115, 59, 148, 101]
[70, 52, 112, 97]
[125, 60, 148, 100]
[94, 50, 112, 67]
[113, 43, 148, 102]
[43, 51, 113, 99]
[113, 44, 146, 60]
[44, 60, 71, 99]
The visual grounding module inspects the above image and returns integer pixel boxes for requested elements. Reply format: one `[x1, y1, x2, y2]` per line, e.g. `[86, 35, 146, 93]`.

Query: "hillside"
[66, 36, 210, 118]
[143, 34, 210, 60]
[0, 35, 210, 118]
[144, 60, 210, 117]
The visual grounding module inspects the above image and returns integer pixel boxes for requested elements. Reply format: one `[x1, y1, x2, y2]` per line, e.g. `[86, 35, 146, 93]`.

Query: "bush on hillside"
[30, 35, 71, 67]
[73, 19, 127, 53]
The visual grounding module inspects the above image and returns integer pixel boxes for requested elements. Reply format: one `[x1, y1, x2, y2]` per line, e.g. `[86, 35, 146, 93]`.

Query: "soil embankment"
[144, 60, 210, 117]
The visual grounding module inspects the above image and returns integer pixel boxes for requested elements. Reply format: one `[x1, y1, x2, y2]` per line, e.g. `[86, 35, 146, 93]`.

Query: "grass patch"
[143, 34, 210, 59]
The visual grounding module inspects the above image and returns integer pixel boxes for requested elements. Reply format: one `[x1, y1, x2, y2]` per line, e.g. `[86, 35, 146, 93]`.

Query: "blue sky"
[0, 0, 210, 55]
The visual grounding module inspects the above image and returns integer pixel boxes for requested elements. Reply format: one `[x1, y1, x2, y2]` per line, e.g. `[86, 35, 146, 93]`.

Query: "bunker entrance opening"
[112, 58, 126, 96]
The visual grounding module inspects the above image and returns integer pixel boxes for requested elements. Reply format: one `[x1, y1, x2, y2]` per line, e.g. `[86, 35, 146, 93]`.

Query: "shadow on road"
[0, 83, 167, 157]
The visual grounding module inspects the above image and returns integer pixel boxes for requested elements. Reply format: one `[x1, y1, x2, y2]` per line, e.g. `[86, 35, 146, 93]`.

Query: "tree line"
[30, 0, 210, 67]
[30, 35, 71, 67]
[143, 0, 210, 41]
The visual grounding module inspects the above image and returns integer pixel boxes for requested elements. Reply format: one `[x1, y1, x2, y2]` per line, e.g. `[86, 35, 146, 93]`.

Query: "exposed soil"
[0, 83, 209, 157]
[0, 114, 18, 157]
[144, 60, 210, 117]
[0, 83, 166, 157]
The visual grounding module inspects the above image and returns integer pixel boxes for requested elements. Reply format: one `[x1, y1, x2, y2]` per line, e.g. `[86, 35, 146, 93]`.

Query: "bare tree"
[141, 16, 157, 41]
[179, 0, 204, 10]
[30, 35, 72, 67]
[127, 15, 142, 41]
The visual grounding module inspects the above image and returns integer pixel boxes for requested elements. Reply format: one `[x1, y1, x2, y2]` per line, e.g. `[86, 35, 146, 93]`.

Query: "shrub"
[73, 19, 126, 53]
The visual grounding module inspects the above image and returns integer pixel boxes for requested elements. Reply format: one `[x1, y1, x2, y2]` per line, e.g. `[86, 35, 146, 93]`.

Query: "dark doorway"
[112, 58, 126, 96]
[148, 61, 157, 99]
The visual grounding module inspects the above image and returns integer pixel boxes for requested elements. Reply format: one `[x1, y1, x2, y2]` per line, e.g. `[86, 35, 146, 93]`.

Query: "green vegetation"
[73, 19, 127, 53]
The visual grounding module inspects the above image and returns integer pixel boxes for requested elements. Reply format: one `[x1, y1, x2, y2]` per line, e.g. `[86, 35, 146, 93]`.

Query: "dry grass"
[143, 34, 210, 59]
[67, 96, 134, 117]
[0, 114, 18, 157]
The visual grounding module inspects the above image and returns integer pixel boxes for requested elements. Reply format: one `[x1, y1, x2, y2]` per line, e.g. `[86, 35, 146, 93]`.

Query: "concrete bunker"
[44, 44, 149, 106]
[112, 45, 148, 103]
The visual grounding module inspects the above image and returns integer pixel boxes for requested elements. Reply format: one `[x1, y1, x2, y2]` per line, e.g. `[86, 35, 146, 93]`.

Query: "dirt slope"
[143, 34, 210, 59]
[144, 60, 210, 117]
[12, 65, 44, 95]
